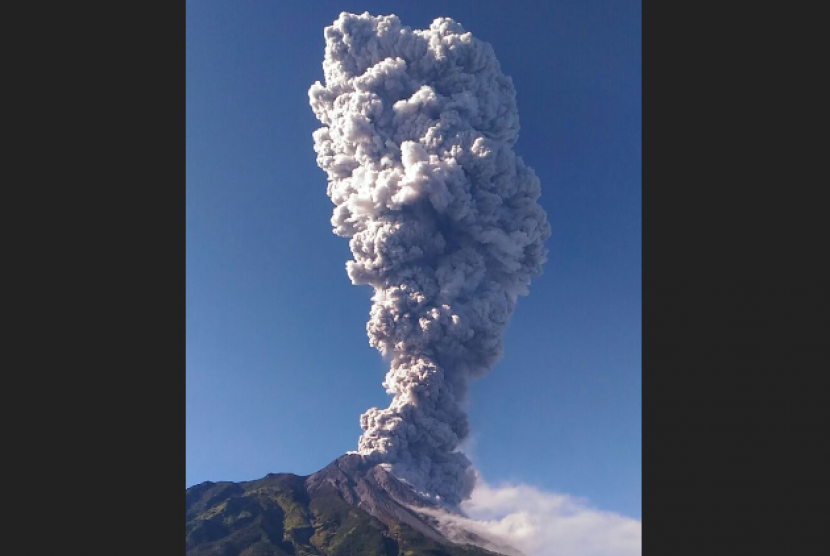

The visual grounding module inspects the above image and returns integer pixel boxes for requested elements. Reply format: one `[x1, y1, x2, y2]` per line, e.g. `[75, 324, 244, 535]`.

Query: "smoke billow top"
[309, 12, 550, 506]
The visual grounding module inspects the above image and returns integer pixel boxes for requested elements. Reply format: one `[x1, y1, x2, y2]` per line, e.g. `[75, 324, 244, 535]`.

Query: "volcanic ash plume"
[309, 12, 550, 506]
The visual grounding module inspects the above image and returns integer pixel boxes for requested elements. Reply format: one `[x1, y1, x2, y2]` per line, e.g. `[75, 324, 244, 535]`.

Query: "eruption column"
[309, 12, 550, 506]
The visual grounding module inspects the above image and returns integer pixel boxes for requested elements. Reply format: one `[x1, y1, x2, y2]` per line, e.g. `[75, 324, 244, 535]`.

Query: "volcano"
[185, 454, 520, 556]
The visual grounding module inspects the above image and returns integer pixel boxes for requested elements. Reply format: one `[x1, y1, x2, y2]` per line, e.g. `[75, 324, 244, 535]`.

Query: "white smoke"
[429, 481, 642, 556]
[309, 12, 550, 506]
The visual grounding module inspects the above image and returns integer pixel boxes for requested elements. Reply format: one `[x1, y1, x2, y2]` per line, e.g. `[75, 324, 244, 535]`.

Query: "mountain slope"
[186, 455, 509, 556]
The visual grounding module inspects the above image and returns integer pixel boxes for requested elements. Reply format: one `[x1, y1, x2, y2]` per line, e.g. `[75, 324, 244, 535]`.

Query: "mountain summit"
[185, 454, 517, 556]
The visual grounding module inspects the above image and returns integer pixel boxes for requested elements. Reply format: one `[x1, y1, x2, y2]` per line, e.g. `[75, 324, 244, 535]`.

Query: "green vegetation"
[186, 473, 505, 556]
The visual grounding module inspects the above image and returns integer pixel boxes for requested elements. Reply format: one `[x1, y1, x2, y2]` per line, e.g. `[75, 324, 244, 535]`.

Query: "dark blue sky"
[186, 0, 641, 519]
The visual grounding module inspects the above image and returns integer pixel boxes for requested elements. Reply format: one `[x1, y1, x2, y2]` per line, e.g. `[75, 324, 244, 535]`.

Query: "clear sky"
[186, 0, 641, 520]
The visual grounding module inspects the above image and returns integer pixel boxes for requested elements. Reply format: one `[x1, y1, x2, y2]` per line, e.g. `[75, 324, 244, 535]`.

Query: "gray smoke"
[309, 12, 550, 507]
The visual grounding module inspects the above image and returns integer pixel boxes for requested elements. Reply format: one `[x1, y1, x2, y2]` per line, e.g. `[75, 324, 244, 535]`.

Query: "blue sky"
[186, 0, 641, 520]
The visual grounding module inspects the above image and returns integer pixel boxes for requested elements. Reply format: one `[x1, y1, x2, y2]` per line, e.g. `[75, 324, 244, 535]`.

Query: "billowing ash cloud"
[309, 12, 550, 506]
